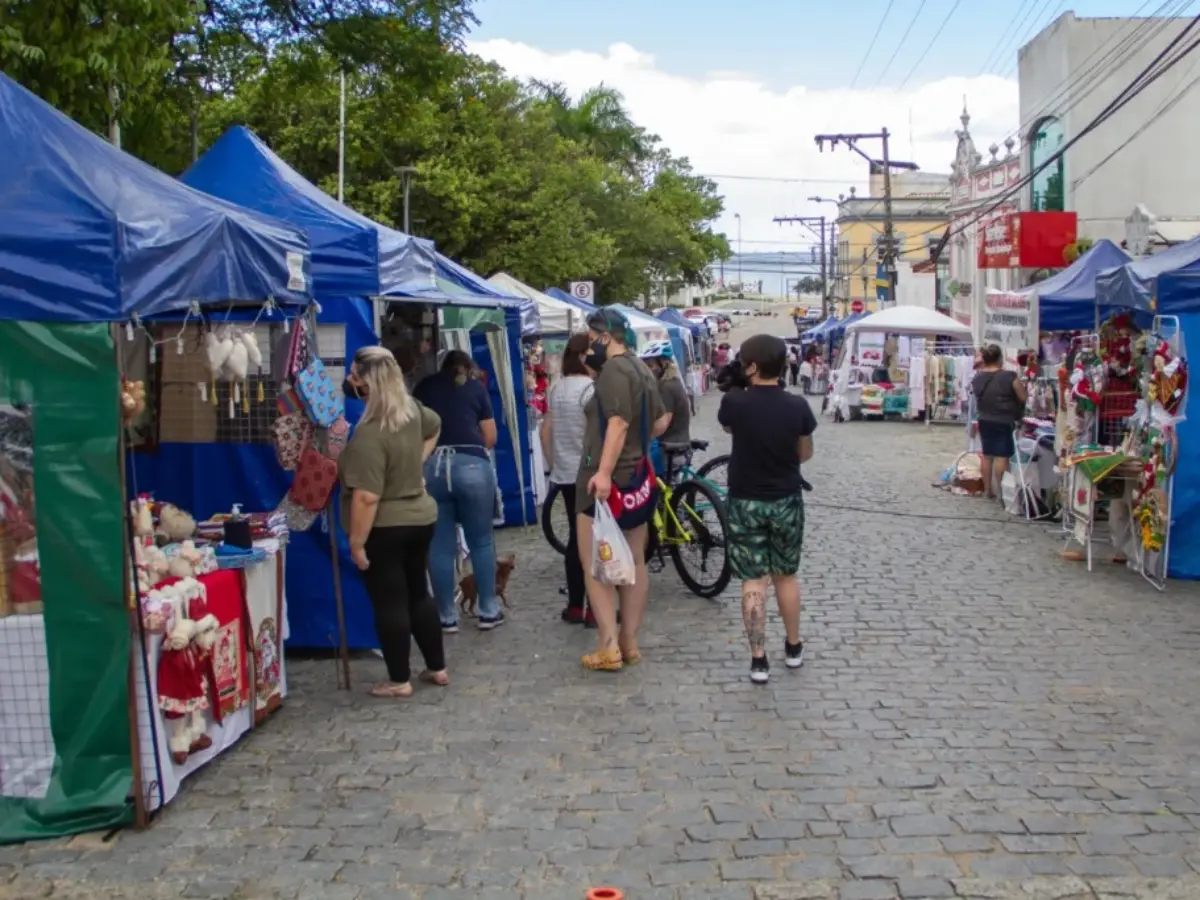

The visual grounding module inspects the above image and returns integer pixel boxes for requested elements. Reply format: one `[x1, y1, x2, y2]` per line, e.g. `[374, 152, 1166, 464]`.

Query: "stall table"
[0, 546, 286, 813]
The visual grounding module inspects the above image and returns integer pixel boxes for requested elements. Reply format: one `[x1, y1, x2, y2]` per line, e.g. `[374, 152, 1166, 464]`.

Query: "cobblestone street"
[6, 390, 1200, 900]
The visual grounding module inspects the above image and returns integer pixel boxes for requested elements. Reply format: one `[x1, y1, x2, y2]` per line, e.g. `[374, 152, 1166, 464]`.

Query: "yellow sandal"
[582, 647, 624, 671]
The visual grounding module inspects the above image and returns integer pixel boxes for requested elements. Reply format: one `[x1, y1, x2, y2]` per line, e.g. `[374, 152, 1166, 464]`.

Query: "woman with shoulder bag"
[576, 309, 670, 671]
[971, 344, 1028, 500]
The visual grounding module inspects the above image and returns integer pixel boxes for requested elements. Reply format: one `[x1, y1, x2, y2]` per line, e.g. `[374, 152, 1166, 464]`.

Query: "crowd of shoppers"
[340, 308, 817, 692]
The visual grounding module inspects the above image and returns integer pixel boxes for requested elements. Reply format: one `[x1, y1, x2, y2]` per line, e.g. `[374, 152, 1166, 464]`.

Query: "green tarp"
[0, 322, 133, 843]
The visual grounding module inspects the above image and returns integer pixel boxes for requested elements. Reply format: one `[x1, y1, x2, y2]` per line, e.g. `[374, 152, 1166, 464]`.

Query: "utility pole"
[395, 166, 418, 234]
[814, 129, 915, 308]
[772, 215, 827, 318]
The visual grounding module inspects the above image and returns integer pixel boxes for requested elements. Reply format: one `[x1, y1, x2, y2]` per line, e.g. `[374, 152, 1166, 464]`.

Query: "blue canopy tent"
[1095, 236, 1200, 320]
[1109, 239, 1200, 582]
[433, 253, 540, 335]
[657, 306, 702, 337]
[0, 73, 314, 842]
[0, 81, 312, 322]
[547, 286, 599, 314]
[1037, 239, 1132, 330]
[134, 125, 532, 649]
[801, 316, 837, 341]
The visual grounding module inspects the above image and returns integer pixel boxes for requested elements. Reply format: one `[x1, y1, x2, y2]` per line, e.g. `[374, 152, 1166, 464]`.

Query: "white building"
[946, 105, 1021, 338]
[1019, 11, 1200, 245]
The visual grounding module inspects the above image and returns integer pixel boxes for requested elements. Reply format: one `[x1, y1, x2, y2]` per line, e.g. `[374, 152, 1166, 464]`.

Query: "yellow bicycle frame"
[652, 476, 705, 547]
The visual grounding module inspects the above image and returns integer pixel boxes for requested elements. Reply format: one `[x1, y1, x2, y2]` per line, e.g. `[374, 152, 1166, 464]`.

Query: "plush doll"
[166, 539, 204, 579]
[159, 504, 196, 543]
[120, 379, 147, 423]
[158, 602, 217, 764]
[132, 496, 154, 538]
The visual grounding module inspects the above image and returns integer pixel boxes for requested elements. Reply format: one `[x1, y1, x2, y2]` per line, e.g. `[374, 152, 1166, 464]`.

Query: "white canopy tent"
[488, 272, 585, 335]
[845, 305, 973, 338]
[833, 305, 974, 421]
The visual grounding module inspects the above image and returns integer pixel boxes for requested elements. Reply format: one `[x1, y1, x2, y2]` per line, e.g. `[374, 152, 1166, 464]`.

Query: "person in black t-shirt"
[718, 334, 817, 685]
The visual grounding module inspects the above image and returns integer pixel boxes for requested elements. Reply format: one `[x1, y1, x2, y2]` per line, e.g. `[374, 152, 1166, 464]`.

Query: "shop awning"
[488, 272, 582, 334]
[0, 76, 312, 322]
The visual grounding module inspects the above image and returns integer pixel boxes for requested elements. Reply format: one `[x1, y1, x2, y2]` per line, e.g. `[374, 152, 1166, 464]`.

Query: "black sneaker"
[441, 621, 460, 635]
[785, 640, 805, 669]
[478, 611, 506, 631]
[750, 656, 770, 684]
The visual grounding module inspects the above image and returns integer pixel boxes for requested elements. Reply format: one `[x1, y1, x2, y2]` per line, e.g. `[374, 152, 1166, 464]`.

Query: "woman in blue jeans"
[414, 351, 503, 632]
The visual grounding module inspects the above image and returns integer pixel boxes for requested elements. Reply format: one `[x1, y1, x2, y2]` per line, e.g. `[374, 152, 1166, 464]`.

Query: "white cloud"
[467, 38, 1019, 252]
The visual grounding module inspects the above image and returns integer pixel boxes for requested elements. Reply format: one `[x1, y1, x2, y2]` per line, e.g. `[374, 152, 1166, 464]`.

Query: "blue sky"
[473, 0, 1145, 91]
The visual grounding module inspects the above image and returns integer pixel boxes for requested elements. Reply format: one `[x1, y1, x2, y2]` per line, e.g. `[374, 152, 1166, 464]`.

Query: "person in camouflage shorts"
[727, 493, 805, 580]
[717, 334, 817, 685]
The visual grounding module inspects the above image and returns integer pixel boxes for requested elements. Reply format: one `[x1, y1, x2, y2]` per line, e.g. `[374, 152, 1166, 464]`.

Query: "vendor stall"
[0, 73, 311, 842]
[168, 125, 534, 651]
[830, 306, 973, 423]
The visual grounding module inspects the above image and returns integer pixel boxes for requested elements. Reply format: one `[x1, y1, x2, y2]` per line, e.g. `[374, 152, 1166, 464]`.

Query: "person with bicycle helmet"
[639, 339, 692, 483]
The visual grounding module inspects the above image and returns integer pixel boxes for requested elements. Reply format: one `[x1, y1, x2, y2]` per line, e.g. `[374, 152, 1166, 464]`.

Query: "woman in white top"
[539, 333, 594, 625]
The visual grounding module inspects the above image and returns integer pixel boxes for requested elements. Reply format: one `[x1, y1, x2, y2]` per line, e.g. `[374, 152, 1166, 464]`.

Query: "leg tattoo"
[742, 589, 767, 656]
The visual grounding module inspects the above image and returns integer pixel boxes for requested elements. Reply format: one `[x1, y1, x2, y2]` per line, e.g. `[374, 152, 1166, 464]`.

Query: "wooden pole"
[328, 504, 351, 690]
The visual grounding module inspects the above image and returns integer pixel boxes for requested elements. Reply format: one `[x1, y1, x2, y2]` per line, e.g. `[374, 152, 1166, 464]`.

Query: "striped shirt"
[547, 375, 593, 485]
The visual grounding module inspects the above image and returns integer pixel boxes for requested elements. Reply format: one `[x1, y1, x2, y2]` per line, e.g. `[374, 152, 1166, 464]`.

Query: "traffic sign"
[850, 299, 865, 314]
[569, 281, 594, 302]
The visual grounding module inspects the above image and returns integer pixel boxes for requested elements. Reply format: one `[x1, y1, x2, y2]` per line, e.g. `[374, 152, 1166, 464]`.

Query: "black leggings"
[361, 524, 443, 683]
[559, 484, 587, 610]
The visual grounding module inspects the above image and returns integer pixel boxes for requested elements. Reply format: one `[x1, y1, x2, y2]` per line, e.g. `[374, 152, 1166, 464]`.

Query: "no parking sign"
[569, 281, 594, 303]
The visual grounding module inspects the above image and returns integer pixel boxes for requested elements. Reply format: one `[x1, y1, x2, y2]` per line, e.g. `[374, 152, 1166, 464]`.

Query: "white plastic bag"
[591, 501, 636, 586]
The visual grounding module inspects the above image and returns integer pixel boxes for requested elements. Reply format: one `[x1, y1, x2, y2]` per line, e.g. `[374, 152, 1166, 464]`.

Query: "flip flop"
[369, 682, 414, 699]
[418, 670, 450, 686]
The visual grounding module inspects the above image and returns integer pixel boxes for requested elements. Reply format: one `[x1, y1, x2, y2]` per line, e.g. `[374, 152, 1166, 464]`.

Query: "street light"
[733, 213, 742, 293]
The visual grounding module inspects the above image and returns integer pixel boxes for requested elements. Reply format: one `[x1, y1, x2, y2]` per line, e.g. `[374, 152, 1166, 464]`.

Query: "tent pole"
[328, 504, 351, 690]
[337, 70, 346, 203]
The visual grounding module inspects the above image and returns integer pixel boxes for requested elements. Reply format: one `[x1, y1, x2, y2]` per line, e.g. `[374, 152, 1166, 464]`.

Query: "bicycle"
[541, 439, 733, 599]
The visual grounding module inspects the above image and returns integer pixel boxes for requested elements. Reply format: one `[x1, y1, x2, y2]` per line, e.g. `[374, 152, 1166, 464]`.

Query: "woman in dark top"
[971, 344, 1028, 499]
[413, 351, 503, 633]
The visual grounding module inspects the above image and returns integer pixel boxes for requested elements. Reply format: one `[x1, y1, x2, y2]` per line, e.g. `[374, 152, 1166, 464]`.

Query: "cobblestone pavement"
[7, 389, 1200, 900]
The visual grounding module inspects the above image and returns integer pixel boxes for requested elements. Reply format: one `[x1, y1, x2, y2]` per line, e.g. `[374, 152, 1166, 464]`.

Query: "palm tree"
[530, 79, 652, 168]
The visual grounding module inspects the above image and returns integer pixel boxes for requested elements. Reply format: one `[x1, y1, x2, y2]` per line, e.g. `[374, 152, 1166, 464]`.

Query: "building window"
[1029, 117, 1064, 212]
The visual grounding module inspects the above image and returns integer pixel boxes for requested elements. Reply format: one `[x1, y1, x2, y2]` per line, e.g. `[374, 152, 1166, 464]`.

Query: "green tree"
[0, 0, 199, 133]
[530, 80, 653, 171]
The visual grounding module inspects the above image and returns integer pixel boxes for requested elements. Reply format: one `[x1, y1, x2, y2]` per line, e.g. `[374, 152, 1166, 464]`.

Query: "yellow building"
[833, 169, 951, 316]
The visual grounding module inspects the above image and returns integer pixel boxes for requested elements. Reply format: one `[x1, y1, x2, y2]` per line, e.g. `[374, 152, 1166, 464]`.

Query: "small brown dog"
[458, 552, 516, 617]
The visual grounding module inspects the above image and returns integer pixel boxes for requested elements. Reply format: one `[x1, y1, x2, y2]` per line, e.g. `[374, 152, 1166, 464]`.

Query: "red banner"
[978, 213, 1019, 269]
[977, 211, 1079, 269]
[1015, 211, 1077, 269]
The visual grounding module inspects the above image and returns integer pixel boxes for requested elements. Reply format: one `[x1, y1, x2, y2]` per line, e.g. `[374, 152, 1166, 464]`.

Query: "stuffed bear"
[159, 504, 196, 543]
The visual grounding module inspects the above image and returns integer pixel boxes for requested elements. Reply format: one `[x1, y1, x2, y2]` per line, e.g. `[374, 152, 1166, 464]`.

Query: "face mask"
[343, 378, 364, 401]
[590, 338, 609, 369]
[584, 353, 604, 373]
[453, 371, 468, 387]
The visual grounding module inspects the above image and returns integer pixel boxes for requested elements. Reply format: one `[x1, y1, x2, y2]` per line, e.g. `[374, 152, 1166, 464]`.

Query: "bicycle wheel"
[668, 479, 731, 599]
[695, 453, 731, 496]
[540, 483, 570, 556]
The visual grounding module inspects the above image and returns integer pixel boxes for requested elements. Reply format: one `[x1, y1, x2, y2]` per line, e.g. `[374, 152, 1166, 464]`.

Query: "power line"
[898, 0, 965, 90]
[937, 13, 1200, 256]
[977, 0, 1037, 75]
[850, 0, 896, 89]
[1071, 54, 1200, 189]
[998, 0, 1189, 148]
[983, 0, 1048, 77]
[999, 0, 1068, 78]
[875, 0, 929, 88]
[697, 173, 863, 185]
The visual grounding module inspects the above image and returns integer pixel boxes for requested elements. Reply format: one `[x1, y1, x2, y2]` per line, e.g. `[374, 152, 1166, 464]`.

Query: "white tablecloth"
[0, 551, 286, 811]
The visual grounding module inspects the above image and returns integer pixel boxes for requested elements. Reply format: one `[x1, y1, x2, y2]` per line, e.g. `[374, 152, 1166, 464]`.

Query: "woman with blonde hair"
[340, 345, 446, 698]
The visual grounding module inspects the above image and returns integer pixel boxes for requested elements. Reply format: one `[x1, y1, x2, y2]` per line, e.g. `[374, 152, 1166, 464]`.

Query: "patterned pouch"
[289, 446, 338, 512]
[295, 359, 344, 428]
[277, 386, 303, 417]
[275, 495, 319, 533]
[316, 416, 350, 461]
[272, 413, 314, 471]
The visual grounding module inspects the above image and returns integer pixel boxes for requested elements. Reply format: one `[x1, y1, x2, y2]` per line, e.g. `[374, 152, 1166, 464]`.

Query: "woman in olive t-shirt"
[339, 346, 445, 699]
[575, 309, 669, 673]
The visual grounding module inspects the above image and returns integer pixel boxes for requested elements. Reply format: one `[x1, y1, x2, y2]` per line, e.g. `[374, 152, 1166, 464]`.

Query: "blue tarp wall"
[129, 299, 531, 648]
[1038, 239, 1132, 330]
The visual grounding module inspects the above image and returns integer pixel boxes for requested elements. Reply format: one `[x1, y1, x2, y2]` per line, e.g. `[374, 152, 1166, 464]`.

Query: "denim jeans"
[425, 451, 499, 622]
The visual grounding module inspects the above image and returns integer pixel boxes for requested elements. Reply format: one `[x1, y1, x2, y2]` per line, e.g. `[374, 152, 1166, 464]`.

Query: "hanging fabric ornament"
[257, 382, 265, 403]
